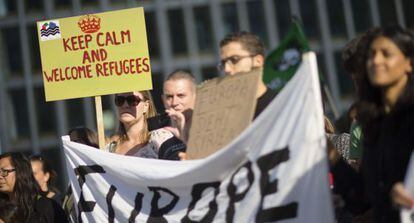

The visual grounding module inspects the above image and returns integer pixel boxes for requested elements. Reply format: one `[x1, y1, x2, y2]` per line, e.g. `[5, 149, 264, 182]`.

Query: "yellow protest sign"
[37, 7, 152, 101]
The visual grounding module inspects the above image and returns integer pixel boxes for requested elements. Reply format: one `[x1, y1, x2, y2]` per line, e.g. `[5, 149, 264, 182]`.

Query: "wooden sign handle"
[95, 96, 106, 149]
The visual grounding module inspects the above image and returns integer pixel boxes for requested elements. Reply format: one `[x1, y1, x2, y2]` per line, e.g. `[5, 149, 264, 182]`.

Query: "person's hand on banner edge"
[391, 182, 414, 209]
[327, 139, 341, 166]
[178, 152, 188, 161]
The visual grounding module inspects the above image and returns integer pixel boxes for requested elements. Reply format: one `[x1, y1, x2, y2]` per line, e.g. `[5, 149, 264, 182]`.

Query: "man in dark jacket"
[218, 31, 276, 119]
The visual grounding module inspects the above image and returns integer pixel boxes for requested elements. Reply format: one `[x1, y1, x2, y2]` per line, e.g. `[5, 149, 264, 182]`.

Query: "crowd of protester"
[1, 25, 414, 223]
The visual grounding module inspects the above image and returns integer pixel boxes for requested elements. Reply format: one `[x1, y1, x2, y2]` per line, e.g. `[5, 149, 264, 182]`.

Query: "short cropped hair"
[165, 69, 196, 84]
[219, 31, 265, 57]
[164, 70, 196, 93]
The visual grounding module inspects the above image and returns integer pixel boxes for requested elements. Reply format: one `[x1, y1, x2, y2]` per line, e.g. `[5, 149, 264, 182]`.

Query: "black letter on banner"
[181, 182, 220, 223]
[226, 161, 254, 222]
[255, 147, 298, 222]
[147, 187, 179, 223]
[74, 165, 105, 223]
[106, 185, 117, 223]
[129, 192, 144, 223]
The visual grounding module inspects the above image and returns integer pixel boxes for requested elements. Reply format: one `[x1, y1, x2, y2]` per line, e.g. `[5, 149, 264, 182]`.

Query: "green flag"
[264, 20, 310, 92]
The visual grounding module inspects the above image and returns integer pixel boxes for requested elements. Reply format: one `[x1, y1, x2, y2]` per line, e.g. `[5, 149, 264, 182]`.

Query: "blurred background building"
[0, 0, 413, 190]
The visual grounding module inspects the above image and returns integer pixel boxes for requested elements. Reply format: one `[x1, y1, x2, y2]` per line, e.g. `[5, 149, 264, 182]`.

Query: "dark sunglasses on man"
[114, 95, 143, 107]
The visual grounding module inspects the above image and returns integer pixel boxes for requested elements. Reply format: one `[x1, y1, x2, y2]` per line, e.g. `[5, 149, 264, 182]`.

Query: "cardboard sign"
[186, 70, 260, 159]
[37, 7, 152, 101]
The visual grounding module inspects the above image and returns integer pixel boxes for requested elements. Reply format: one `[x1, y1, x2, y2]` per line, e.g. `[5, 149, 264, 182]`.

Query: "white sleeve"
[149, 129, 174, 152]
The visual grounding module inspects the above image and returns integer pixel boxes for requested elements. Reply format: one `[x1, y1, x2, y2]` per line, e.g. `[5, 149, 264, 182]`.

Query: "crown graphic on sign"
[78, 15, 101, 33]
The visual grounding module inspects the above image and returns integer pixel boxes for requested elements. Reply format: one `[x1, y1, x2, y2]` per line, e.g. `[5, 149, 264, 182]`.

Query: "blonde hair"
[324, 116, 335, 134]
[116, 90, 157, 144]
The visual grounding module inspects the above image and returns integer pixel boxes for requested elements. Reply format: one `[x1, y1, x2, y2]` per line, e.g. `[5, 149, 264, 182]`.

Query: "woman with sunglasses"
[0, 152, 67, 222]
[106, 91, 176, 158]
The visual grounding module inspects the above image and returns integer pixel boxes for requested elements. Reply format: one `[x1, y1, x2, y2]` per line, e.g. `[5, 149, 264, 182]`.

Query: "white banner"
[63, 52, 334, 223]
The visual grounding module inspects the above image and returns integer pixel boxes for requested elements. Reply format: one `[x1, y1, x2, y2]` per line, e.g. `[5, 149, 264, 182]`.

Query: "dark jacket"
[26, 196, 68, 223]
[254, 87, 277, 119]
[362, 104, 414, 223]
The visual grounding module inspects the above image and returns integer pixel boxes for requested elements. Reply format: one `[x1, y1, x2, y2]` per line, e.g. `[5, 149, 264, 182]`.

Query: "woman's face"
[115, 92, 149, 125]
[366, 36, 412, 88]
[31, 160, 49, 191]
[0, 157, 16, 194]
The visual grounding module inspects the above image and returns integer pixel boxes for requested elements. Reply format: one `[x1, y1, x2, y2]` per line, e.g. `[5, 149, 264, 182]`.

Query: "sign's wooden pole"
[95, 96, 106, 149]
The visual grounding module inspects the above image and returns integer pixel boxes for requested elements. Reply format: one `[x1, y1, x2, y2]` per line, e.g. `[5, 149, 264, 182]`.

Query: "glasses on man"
[114, 95, 143, 107]
[0, 168, 15, 177]
[217, 55, 255, 71]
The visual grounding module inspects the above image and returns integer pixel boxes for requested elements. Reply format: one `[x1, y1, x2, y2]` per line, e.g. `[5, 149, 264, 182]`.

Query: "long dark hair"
[356, 26, 414, 141]
[0, 152, 40, 220]
[29, 154, 59, 194]
[68, 126, 99, 148]
[0, 200, 24, 223]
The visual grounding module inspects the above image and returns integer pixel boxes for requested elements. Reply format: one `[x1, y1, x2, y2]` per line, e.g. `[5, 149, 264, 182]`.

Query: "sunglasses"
[217, 55, 255, 71]
[114, 95, 143, 107]
[0, 168, 15, 177]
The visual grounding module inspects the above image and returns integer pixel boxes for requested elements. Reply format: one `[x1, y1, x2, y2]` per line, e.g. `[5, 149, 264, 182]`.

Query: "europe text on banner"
[263, 19, 310, 93]
[37, 7, 152, 101]
[63, 52, 334, 223]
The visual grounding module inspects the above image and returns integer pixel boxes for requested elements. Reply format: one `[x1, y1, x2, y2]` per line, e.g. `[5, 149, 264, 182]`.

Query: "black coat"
[27, 196, 68, 223]
[362, 104, 414, 223]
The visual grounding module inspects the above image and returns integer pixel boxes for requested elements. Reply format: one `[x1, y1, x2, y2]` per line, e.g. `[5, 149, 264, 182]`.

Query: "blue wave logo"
[40, 22, 61, 37]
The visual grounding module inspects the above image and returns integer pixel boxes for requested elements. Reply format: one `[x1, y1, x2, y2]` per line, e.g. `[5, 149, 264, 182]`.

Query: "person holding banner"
[105, 91, 176, 158]
[178, 32, 277, 160]
[162, 70, 196, 144]
[219, 31, 277, 119]
[62, 127, 99, 223]
[0, 152, 67, 222]
[356, 26, 414, 222]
